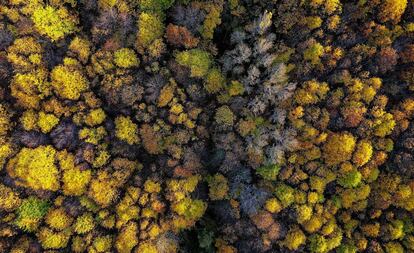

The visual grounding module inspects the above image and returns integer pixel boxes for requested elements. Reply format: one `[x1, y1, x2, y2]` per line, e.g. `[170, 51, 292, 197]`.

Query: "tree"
[322, 132, 356, 166]
[51, 64, 89, 100]
[378, 0, 407, 24]
[176, 49, 212, 77]
[166, 24, 199, 48]
[31, 5, 77, 41]
[7, 146, 59, 191]
[136, 12, 164, 50]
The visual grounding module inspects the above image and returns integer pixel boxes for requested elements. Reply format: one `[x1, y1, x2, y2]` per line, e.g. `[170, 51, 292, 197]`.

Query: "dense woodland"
[0, 0, 414, 252]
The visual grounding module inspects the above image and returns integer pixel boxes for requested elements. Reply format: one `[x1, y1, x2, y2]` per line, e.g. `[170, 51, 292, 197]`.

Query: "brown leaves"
[166, 24, 199, 49]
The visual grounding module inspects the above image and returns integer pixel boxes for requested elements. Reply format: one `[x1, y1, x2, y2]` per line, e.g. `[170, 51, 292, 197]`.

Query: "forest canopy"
[0, 0, 414, 252]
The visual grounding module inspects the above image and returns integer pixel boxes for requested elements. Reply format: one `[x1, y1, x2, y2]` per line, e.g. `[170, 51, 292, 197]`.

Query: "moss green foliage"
[337, 169, 362, 188]
[201, 3, 223, 39]
[275, 183, 295, 207]
[137, 12, 164, 49]
[205, 68, 226, 94]
[303, 42, 324, 65]
[176, 49, 212, 77]
[256, 164, 280, 181]
[228, 80, 244, 96]
[15, 197, 49, 231]
[38, 227, 71, 249]
[206, 173, 229, 200]
[308, 234, 327, 253]
[215, 105, 234, 126]
[337, 244, 357, 253]
[139, 0, 175, 12]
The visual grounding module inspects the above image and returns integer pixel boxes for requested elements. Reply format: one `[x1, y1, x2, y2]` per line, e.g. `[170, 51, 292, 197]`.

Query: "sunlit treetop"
[31, 5, 77, 41]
